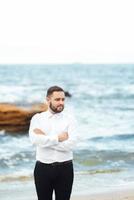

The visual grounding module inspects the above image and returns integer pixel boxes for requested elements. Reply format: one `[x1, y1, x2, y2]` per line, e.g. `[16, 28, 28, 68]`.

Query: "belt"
[38, 160, 72, 166]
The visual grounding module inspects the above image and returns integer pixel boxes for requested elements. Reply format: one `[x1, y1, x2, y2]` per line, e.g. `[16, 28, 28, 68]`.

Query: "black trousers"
[34, 160, 74, 200]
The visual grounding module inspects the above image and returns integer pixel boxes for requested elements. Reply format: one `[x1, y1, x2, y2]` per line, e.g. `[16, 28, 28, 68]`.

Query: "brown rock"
[0, 103, 48, 133]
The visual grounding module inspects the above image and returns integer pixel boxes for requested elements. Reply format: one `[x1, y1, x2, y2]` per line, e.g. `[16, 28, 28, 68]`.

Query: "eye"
[55, 98, 60, 101]
[55, 98, 65, 101]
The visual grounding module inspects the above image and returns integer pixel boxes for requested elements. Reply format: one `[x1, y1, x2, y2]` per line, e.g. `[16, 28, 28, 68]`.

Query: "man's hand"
[58, 132, 68, 142]
[33, 128, 46, 135]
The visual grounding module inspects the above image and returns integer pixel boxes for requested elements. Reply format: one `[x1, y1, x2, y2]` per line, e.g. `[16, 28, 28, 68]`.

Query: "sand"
[72, 188, 134, 200]
[1, 186, 134, 200]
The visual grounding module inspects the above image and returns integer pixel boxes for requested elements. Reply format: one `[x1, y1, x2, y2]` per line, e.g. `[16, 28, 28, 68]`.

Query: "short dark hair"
[46, 86, 65, 97]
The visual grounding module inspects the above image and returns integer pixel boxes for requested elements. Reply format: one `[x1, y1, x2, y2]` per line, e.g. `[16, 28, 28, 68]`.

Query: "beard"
[49, 103, 64, 113]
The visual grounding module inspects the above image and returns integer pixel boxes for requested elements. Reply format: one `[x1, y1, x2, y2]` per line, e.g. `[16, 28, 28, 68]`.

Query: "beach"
[1, 183, 134, 200]
[73, 188, 134, 200]
[1, 177, 134, 200]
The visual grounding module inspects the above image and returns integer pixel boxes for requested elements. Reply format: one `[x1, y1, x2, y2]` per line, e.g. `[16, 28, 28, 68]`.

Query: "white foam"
[0, 130, 5, 135]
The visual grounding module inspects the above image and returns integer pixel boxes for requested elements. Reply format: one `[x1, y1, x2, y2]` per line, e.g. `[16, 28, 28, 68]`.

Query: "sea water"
[0, 64, 134, 195]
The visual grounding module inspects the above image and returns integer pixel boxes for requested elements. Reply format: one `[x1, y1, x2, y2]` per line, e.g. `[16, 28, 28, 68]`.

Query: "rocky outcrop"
[0, 91, 72, 133]
[0, 103, 48, 133]
[65, 91, 72, 97]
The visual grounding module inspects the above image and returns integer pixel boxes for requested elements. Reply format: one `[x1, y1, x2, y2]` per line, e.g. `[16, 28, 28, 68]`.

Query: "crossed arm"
[33, 128, 68, 142]
[32, 127, 78, 152]
[29, 114, 78, 151]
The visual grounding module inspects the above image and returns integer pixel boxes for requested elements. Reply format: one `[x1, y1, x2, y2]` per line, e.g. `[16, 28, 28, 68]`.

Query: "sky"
[0, 0, 134, 64]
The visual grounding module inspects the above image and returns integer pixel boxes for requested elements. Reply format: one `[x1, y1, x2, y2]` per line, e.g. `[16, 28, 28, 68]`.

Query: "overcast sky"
[0, 0, 134, 64]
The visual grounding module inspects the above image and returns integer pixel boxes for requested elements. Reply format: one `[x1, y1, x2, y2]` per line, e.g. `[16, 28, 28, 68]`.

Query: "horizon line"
[0, 62, 134, 65]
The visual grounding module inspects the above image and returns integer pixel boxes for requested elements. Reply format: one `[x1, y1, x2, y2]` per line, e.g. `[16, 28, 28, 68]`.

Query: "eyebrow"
[55, 98, 65, 100]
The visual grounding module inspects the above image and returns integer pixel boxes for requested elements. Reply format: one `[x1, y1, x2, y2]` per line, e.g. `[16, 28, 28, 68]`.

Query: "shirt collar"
[46, 109, 63, 118]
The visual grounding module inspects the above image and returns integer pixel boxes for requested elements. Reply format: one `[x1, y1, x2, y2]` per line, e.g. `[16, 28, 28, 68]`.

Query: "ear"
[46, 96, 50, 103]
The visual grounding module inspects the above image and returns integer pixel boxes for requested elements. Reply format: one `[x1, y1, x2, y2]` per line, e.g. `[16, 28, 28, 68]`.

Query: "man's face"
[47, 91, 65, 113]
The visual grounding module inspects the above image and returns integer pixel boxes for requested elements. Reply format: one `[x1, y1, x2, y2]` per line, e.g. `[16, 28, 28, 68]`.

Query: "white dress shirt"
[29, 109, 78, 164]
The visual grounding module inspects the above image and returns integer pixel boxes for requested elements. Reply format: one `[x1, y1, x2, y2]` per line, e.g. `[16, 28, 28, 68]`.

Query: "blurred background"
[1, 64, 134, 196]
[1, 0, 134, 198]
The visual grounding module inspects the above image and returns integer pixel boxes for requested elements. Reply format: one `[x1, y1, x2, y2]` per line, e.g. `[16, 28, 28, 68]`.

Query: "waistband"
[37, 160, 72, 166]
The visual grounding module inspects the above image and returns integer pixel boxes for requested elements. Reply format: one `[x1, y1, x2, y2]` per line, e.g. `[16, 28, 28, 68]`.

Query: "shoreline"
[0, 182, 134, 200]
[72, 188, 134, 200]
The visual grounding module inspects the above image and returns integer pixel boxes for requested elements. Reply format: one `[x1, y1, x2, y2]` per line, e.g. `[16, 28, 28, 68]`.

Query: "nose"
[59, 99, 64, 105]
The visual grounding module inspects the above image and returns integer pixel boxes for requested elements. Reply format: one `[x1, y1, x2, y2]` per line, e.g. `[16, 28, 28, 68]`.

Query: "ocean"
[0, 64, 134, 196]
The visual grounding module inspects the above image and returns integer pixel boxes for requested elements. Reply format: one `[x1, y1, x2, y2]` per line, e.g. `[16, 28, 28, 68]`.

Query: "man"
[29, 86, 78, 200]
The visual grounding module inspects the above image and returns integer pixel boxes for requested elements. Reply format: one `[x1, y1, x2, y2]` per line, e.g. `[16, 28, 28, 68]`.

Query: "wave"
[90, 133, 134, 141]
[0, 85, 43, 104]
[75, 168, 122, 175]
[0, 168, 122, 183]
[1, 81, 134, 104]
[0, 133, 134, 169]
[0, 174, 32, 182]
[77, 133, 134, 153]
[0, 130, 5, 135]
